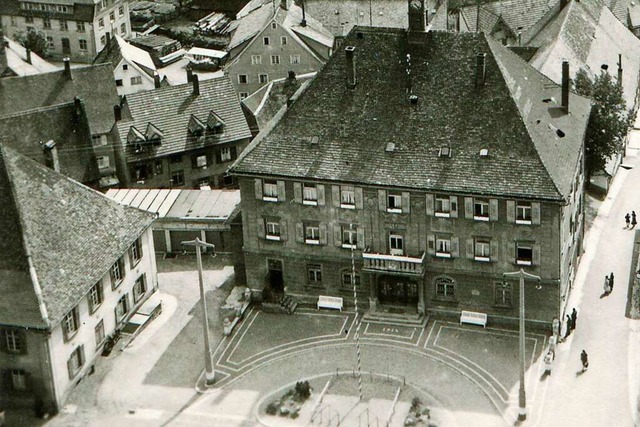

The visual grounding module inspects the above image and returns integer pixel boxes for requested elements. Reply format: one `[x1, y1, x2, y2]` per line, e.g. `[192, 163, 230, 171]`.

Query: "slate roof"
[0, 64, 119, 135]
[606, 0, 631, 24]
[232, 27, 591, 202]
[458, 0, 557, 37]
[0, 145, 154, 328]
[527, 0, 640, 110]
[116, 76, 252, 162]
[0, 101, 99, 185]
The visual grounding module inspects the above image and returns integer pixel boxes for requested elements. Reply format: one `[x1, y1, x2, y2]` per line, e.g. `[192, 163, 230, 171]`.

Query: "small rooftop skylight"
[480, 148, 489, 157]
[439, 146, 451, 157]
[385, 142, 396, 152]
[310, 136, 319, 145]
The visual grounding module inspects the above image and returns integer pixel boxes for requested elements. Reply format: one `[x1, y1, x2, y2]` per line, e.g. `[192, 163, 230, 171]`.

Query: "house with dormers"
[112, 75, 252, 189]
[0, 144, 156, 414]
[225, 0, 334, 99]
[231, 4, 591, 328]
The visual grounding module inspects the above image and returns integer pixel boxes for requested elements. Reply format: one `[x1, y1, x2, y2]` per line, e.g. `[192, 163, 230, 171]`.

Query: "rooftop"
[457, 0, 558, 37]
[1, 36, 58, 77]
[94, 35, 157, 76]
[232, 27, 591, 202]
[0, 144, 154, 328]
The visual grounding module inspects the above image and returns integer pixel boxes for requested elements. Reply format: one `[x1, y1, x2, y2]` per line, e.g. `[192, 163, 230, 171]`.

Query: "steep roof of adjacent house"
[94, 35, 156, 76]
[0, 145, 154, 329]
[232, 27, 591, 201]
[0, 0, 96, 22]
[2, 36, 58, 77]
[527, 0, 640, 110]
[0, 63, 119, 135]
[116, 76, 252, 162]
[606, 0, 632, 24]
[0, 101, 99, 184]
[458, 0, 558, 36]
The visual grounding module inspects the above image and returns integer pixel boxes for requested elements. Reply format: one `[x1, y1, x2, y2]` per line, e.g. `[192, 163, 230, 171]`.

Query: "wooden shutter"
[532, 202, 541, 225]
[357, 227, 365, 249]
[332, 186, 340, 207]
[489, 199, 498, 221]
[451, 237, 459, 257]
[402, 192, 410, 213]
[230, 146, 238, 160]
[506, 200, 515, 223]
[279, 219, 288, 241]
[355, 187, 364, 209]
[378, 189, 386, 211]
[191, 155, 199, 169]
[319, 223, 328, 245]
[277, 180, 286, 202]
[491, 240, 499, 262]
[79, 344, 85, 366]
[532, 243, 540, 265]
[317, 185, 325, 206]
[334, 224, 342, 247]
[215, 149, 222, 163]
[509, 241, 516, 263]
[466, 238, 474, 259]
[67, 355, 74, 380]
[257, 218, 265, 238]
[254, 179, 263, 199]
[293, 182, 302, 203]
[295, 222, 304, 243]
[425, 194, 434, 215]
[128, 245, 134, 268]
[0, 329, 6, 353]
[450, 196, 458, 218]
[427, 234, 435, 255]
[464, 197, 473, 219]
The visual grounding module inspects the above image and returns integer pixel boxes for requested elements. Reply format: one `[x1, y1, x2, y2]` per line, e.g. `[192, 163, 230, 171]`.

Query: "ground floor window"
[495, 282, 512, 307]
[67, 345, 85, 379]
[95, 320, 105, 346]
[435, 277, 455, 300]
[11, 369, 28, 391]
[341, 271, 361, 288]
[115, 294, 129, 322]
[133, 274, 147, 303]
[307, 264, 322, 285]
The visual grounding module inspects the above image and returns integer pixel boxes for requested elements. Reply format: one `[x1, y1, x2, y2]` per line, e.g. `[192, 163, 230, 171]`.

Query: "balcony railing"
[362, 250, 426, 275]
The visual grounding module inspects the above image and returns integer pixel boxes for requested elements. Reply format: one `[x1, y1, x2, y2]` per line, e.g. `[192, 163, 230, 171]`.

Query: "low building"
[0, 144, 157, 413]
[112, 75, 252, 189]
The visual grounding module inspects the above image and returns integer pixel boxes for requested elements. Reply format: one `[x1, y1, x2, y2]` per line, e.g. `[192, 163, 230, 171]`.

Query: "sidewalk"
[532, 132, 640, 426]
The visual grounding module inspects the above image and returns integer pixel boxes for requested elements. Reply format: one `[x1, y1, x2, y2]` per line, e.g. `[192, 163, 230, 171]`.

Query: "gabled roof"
[94, 35, 157, 78]
[232, 27, 591, 202]
[0, 145, 154, 328]
[2, 36, 58, 77]
[0, 0, 96, 22]
[0, 63, 119, 135]
[0, 101, 99, 185]
[116, 76, 252, 161]
[458, 0, 558, 37]
[228, 0, 276, 50]
[606, 0, 632, 25]
[527, 0, 640, 110]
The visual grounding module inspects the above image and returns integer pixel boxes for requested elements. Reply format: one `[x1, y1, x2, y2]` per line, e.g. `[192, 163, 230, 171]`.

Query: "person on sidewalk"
[632, 211, 637, 229]
[626, 213, 631, 228]
[604, 276, 611, 295]
[581, 350, 589, 372]
[544, 350, 555, 375]
[609, 272, 615, 292]
[565, 314, 572, 338]
[570, 308, 577, 330]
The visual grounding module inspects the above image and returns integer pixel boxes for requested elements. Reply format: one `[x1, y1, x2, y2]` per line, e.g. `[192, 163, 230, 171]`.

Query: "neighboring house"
[0, 144, 157, 413]
[0, 0, 131, 63]
[226, 0, 334, 98]
[605, 0, 640, 37]
[0, 61, 121, 188]
[94, 35, 160, 96]
[112, 75, 252, 189]
[0, 99, 100, 187]
[0, 31, 58, 77]
[129, 34, 183, 68]
[231, 21, 591, 327]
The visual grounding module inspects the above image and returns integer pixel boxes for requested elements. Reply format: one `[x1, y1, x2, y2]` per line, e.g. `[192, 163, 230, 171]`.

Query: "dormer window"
[439, 146, 451, 157]
[145, 123, 163, 146]
[207, 111, 225, 135]
[188, 114, 206, 138]
[127, 126, 146, 153]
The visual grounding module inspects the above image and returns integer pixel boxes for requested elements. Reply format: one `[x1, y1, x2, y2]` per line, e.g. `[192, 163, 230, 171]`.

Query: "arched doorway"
[377, 275, 418, 305]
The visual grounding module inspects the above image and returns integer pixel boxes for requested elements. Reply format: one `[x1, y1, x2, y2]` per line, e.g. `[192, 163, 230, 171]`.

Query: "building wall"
[238, 176, 579, 326]
[93, 0, 130, 55]
[227, 22, 324, 98]
[113, 58, 155, 96]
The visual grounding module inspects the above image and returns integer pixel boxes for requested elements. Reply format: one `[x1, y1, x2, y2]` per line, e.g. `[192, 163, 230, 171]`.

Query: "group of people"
[604, 272, 615, 295]
[625, 211, 637, 228]
[564, 307, 578, 338]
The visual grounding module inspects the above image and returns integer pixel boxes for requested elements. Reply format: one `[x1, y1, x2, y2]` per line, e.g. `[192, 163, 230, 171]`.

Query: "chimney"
[114, 104, 122, 122]
[618, 53, 623, 86]
[192, 74, 200, 96]
[345, 46, 356, 88]
[153, 72, 161, 89]
[25, 48, 31, 64]
[43, 140, 60, 173]
[186, 67, 193, 83]
[301, 0, 307, 26]
[475, 53, 486, 86]
[280, 0, 291, 10]
[560, 0, 568, 9]
[63, 57, 72, 80]
[561, 60, 569, 112]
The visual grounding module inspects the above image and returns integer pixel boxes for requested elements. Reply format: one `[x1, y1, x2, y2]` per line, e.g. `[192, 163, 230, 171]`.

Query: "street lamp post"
[182, 238, 216, 386]
[503, 268, 541, 421]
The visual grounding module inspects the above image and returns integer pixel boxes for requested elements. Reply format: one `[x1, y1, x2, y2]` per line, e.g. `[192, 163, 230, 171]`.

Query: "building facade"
[0, 0, 131, 63]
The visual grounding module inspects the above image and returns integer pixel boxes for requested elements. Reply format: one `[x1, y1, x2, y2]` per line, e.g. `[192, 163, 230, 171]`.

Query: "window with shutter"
[489, 199, 499, 221]
[341, 225, 358, 248]
[425, 194, 434, 215]
[464, 197, 473, 219]
[516, 242, 533, 265]
[62, 307, 79, 341]
[302, 183, 318, 205]
[516, 202, 532, 224]
[265, 219, 281, 240]
[386, 192, 403, 213]
[262, 180, 278, 201]
[255, 179, 263, 199]
[473, 198, 489, 221]
[435, 235, 451, 258]
[279, 219, 288, 241]
[402, 192, 411, 213]
[474, 239, 491, 262]
[506, 200, 515, 223]
[304, 222, 320, 244]
[88, 282, 103, 313]
[277, 181, 286, 202]
[340, 186, 356, 208]
[317, 185, 326, 206]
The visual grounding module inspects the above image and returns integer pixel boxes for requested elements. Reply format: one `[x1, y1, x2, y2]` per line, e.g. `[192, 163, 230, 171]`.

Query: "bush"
[294, 381, 311, 401]
[291, 411, 299, 419]
[410, 397, 422, 413]
[265, 402, 278, 415]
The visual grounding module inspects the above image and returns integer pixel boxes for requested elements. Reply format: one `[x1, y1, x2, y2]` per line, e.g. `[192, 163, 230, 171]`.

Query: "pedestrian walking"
[604, 275, 611, 295]
[609, 272, 615, 292]
[565, 314, 572, 338]
[626, 213, 631, 228]
[570, 308, 577, 330]
[544, 350, 555, 375]
[581, 350, 589, 372]
[632, 211, 637, 229]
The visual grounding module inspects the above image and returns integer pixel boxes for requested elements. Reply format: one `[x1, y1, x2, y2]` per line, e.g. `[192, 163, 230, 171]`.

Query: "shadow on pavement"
[159, 392, 202, 427]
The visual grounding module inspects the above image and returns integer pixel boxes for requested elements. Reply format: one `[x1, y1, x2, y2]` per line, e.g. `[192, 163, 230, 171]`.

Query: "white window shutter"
[334, 224, 342, 246]
[450, 196, 458, 218]
[378, 189, 386, 211]
[296, 222, 304, 243]
[509, 241, 516, 263]
[402, 192, 411, 213]
[254, 178, 263, 200]
[427, 234, 435, 255]
[355, 187, 364, 209]
[277, 180, 286, 202]
[489, 199, 498, 221]
[533, 243, 540, 265]
[332, 185, 340, 207]
[507, 201, 515, 222]
[491, 240, 499, 262]
[257, 218, 265, 238]
[532, 202, 541, 225]
[464, 197, 473, 219]
[279, 219, 288, 241]
[425, 194, 434, 215]
[451, 237, 459, 257]
[466, 238, 474, 259]
[319, 223, 328, 245]
[357, 227, 365, 249]
[293, 182, 302, 203]
[317, 185, 325, 206]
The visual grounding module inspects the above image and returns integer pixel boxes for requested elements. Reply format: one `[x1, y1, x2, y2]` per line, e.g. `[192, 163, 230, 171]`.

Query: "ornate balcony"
[362, 250, 426, 275]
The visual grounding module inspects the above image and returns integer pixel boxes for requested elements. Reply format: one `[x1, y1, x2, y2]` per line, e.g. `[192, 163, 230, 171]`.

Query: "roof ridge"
[0, 100, 76, 119]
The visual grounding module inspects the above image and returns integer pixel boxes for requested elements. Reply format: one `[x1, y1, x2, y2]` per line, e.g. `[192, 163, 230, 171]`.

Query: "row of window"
[20, 2, 71, 13]
[100, 23, 128, 45]
[98, 6, 125, 28]
[115, 75, 143, 87]
[254, 179, 541, 224]
[43, 35, 87, 52]
[260, 219, 364, 248]
[263, 34, 288, 46]
[249, 54, 301, 66]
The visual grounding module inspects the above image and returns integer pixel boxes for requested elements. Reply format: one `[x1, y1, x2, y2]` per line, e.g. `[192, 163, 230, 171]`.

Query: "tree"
[14, 29, 48, 58]
[573, 68, 632, 176]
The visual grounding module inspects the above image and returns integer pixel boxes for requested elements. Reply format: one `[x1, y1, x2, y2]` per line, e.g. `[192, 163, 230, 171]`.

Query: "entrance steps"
[278, 295, 298, 314]
[363, 309, 427, 327]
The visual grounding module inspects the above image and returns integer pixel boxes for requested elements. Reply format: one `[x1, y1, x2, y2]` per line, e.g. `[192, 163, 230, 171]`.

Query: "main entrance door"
[377, 276, 418, 305]
[267, 259, 283, 293]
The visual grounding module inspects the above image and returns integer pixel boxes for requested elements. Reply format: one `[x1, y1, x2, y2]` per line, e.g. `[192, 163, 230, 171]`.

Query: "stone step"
[287, 302, 299, 314]
[362, 311, 428, 327]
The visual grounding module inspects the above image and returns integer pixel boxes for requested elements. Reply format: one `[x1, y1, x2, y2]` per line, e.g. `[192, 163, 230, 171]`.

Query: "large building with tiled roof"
[0, 0, 131, 62]
[231, 10, 591, 327]
[225, 0, 334, 99]
[112, 75, 252, 189]
[0, 144, 157, 413]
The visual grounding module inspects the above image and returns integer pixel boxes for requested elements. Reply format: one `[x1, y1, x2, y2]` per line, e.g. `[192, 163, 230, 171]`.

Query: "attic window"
[188, 114, 206, 137]
[385, 142, 396, 152]
[439, 146, 451, 157]
[145, 123, 163, 145]
[409, 95, 419, 105]
[207, 111, 225, 135]
[127, 126, 146, 149]
[310, 136, 319, 145]
[479, 148, 489, 157]
[356, 31, 364, 39]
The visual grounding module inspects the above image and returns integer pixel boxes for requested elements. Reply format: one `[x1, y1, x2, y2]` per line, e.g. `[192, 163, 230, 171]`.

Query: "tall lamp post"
[503, 268, 541, 421]
[182, 238, 216, 386]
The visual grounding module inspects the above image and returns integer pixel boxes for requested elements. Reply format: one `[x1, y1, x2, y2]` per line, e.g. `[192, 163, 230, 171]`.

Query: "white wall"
[113, 58, 155, 96]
